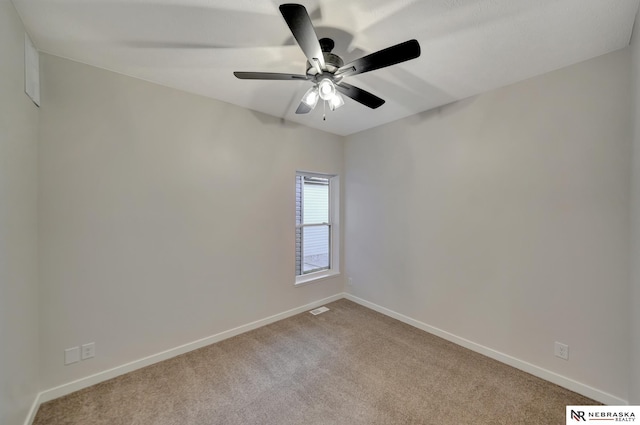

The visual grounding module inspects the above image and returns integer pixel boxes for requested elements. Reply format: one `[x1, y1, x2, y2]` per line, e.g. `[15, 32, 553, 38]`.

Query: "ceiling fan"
[234, 3, 421, 115]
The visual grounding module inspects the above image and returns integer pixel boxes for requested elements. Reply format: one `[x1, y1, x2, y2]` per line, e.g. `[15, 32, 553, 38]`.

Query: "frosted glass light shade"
[301, 86, 319, 108]
[329, 92, 344, 111]
[318, 78, 335, 101]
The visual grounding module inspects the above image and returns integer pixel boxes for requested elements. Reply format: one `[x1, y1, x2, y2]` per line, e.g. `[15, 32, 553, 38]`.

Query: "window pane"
[303, 177, 329, 224]
[302, 225, 330, 274]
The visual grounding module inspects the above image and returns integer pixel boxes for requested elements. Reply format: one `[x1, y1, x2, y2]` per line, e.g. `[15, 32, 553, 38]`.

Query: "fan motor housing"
[306, 52, 344, 76]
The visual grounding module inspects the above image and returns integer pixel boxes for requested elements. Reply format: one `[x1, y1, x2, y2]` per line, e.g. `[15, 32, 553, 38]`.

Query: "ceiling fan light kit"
[234, 3, 421, 119]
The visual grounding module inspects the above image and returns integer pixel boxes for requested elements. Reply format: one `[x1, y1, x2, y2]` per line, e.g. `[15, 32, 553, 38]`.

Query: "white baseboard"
[34, 293, 345, 411]
[23, 392, 41, 425]
[344, 293, 627, 406]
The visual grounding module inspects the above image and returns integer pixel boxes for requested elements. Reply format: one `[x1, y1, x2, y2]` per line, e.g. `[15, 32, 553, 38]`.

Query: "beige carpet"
[34, 299, 597, 424]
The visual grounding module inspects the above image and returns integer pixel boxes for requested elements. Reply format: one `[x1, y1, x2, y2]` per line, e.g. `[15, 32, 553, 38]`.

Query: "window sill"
[295, 270, 340, 287]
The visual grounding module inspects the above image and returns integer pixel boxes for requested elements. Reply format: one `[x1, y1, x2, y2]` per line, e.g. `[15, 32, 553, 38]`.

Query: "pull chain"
[323, 99, 326, 121]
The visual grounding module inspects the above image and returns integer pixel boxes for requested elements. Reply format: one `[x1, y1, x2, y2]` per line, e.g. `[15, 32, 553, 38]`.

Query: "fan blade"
[279, 4, 325, 72]
[295, 101, 313, 114]
[336, 39, 420, 78]
[336, 82, 385, 109]
[234, 72, 309, 80]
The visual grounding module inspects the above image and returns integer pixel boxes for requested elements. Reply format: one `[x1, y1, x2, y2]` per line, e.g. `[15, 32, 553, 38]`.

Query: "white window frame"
[295, 171, 340, 286]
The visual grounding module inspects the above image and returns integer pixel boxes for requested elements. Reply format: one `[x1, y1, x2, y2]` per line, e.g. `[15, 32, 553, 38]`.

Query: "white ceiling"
[12, 0, 640, 136]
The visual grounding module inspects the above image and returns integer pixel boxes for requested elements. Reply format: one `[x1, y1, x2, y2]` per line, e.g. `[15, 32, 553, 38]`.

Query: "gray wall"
[38, 53, 344, 390]
[345, 49, 631, 401]
[629, 8, 640, 406]
[0, 2, 40, 424]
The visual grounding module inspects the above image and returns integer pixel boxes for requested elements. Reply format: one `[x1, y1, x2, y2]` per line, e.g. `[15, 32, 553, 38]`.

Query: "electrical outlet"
[81, 342, 95, 360]
[64, 347, 80, 365]
[348, 277, 353, 286]
[554, 342, 569, 360]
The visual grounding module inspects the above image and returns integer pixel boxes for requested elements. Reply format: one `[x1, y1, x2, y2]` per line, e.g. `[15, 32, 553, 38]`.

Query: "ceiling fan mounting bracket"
[319, 37, 335, 53]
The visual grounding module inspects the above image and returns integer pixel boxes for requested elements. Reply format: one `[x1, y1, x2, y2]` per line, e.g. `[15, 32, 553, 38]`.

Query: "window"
[295, 171, 339, 285]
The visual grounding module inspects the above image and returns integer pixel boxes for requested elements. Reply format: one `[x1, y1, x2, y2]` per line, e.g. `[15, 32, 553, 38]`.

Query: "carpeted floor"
[34, 299, 597, 424]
